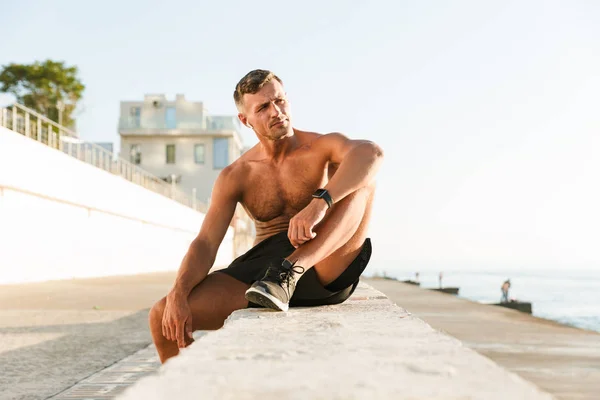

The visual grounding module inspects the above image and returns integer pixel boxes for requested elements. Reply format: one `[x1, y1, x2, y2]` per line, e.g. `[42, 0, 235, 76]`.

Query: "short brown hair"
[234, 69, 283, 111]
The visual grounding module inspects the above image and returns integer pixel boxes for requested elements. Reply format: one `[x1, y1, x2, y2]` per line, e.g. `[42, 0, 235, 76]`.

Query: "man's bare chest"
[241, 160, 332, 222]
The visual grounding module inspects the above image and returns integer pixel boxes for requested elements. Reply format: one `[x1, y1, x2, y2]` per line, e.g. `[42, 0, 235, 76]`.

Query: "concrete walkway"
[117, 283, 553, 400]
[48, 344, 160, 399]
[366, 278, 600, 400]
[0, 272, 176, 400]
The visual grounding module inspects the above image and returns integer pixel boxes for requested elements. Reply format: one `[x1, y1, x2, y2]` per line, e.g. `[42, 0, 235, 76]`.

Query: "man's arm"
[287, 133, 383, 248]
[163, 165, 241, 347]
[170, 168, 240, 298]
[318, 132, 384, 204]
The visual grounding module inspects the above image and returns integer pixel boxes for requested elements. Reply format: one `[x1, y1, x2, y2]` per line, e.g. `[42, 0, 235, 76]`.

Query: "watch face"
[314, 189, 325, 197]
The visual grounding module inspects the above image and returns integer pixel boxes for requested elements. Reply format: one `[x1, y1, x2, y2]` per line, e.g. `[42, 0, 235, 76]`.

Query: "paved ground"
[0, 272, 177, 400]
[366, 278, 600, 400]
[48, 344, 160, 400]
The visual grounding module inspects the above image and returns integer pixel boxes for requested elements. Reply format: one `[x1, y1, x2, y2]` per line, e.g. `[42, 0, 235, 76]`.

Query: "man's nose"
[270, 101, 283, 116]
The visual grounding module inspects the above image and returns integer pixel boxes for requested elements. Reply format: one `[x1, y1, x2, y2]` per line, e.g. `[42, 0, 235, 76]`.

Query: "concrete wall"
[117, 283, 554, 400]
[0, 126, 234, 285]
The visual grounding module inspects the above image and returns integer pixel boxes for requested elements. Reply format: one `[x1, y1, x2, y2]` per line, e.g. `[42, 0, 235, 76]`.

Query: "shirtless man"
[149, 69, 384, 363]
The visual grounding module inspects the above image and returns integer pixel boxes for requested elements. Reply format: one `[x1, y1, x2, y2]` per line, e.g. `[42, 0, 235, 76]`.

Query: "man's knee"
[149, 297, 167, 328]
[362, 180, 377, 194]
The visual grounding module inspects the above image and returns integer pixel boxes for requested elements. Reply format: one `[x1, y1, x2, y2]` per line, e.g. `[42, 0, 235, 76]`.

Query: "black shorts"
[215, 231, 372, 308]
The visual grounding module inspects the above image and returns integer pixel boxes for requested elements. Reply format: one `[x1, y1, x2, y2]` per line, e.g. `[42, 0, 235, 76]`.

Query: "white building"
[118, 94, 244, 205]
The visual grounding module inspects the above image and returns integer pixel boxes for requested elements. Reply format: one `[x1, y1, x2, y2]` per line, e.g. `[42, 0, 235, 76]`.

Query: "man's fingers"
[184, 319, 195, 347]
[168, 321, 176, 342]
[289, 223, 316, 247]
[296, 225, 305, 242]
[288, 222, 295, 246]
[303, 224, 316, 240]
[177, 322, 187, 348]
[289, 222, 299, 247]
[161, 319, 168, 340]
[303, 224, 310, 239]
[163, 317, 173, 341]
[186, 318, 193, 339]
[289, 218, 317, 247]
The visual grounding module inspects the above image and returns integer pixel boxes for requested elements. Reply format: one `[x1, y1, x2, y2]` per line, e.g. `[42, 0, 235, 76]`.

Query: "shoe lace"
[265, 262, 305, 288]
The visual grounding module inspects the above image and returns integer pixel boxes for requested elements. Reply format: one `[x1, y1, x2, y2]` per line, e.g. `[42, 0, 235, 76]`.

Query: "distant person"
[439, 272, 443, 288]
[501, 279, 511, 303]
[148, 69, 383, 363]
[415, 272, 420, 283]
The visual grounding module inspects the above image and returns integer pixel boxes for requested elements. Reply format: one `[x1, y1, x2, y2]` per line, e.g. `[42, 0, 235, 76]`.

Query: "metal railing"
[0, 103, 208, 213]
[118, 115, 241, 131]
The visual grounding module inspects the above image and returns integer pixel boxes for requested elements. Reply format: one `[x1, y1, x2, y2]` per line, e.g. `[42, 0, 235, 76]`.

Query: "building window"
[213, 137, 229, 169]
[130, 107, 141, 128]
[166, 144, 176, 164]
[130, 144, 141, 165]
[194, 144, 205, 164]
[165, 107, 176, 129]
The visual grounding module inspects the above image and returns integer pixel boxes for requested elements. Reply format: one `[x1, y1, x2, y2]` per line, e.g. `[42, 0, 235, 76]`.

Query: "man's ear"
[238, 113, 251, 128]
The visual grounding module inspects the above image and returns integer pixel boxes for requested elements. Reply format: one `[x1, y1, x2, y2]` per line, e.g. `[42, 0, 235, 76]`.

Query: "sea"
[369, 267, 600, 333]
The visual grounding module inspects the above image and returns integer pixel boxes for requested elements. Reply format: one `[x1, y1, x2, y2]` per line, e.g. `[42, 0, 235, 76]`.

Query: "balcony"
[119, 116, 240, 136]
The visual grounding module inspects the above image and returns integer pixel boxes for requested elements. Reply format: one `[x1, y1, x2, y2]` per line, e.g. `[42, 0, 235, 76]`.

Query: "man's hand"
[162, 293, 194, 349]
[288, 199, 329, 248]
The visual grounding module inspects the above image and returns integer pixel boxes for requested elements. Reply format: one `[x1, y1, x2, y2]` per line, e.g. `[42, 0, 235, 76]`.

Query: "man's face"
[238, 80, 292, 140]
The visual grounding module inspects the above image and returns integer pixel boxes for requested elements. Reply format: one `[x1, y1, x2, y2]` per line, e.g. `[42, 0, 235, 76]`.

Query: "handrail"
[3, 102, 77, 137]
[0, 103, 208, 213]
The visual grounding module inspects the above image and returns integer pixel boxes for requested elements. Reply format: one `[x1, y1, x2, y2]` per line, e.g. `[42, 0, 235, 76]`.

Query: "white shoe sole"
[245, 286, 289, 312]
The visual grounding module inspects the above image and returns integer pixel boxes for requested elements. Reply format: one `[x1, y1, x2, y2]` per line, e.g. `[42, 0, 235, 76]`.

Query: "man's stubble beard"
[268, 124, 293, 140]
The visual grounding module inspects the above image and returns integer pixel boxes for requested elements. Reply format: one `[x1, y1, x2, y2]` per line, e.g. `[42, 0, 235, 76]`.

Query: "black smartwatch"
[312, 188, 333, 208]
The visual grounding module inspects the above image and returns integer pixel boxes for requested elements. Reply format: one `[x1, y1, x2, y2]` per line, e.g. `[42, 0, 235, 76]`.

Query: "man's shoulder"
[297, 130, 347, 145]
[302, 131, 353, 152]
[217, 147, 260, 186]
[212, 160, 248, 202]
[218, 156, 248, 181]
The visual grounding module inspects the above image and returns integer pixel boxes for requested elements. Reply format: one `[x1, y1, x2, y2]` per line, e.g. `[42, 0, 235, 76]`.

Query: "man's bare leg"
[290, 183, 375, 285]
[149, 273, 249, 363]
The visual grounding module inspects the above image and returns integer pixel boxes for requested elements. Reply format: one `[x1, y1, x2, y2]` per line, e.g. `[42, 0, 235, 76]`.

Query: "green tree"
[0, 59, 85, 128]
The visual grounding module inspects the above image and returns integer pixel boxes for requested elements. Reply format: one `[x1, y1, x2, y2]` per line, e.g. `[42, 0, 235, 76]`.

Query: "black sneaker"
[245, 259, 305, 311]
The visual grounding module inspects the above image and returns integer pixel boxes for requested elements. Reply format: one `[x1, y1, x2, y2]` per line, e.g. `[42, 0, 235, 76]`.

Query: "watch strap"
[313, 189, 333, 208]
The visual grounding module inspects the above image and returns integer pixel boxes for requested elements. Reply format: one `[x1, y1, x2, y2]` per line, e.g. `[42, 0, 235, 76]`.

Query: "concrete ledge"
[118, 283, 553, 400]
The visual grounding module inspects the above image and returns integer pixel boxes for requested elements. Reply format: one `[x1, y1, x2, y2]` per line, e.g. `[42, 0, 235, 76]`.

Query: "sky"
[2, 0, 599, 273]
